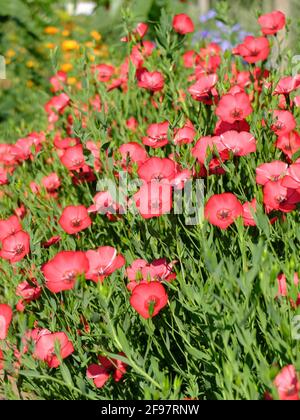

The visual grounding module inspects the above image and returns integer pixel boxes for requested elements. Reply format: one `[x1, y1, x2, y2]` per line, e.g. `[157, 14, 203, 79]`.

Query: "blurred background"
[0, 0, 300, 139]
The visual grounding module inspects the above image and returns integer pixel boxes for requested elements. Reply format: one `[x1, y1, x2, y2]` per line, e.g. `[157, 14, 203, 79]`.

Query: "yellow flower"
[62, 29, 70, 37]
[88, 54, 95, 62]
[90, 30, 102, 41]
[61, 40, 79, 51]
[27, 80, 34, 88]
[44, 26, 59, 35]
[26, 60, 35, 68]
[60, 63, 73, 72]
[6, 49, 16, 58]
[67, 77, 77, 85]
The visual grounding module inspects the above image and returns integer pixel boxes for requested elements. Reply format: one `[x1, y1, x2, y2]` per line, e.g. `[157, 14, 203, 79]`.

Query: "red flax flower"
[205, 193, 243, 229]
[192, 135, 229, 168]
[173, 121, 195, 145]
[172, 14, 194, 35]
[130, 282, 168, 319]
[60, 144, 85, 171]
[258, 11, 286, 36]
[273, 75, 300, 96]
[220, 131, 256, 156]
[119, 142, 148, 168]
[142, 122, 169, 148]
[127, 258, 177, 291]
[59, 205, 92, 234]
[85, 246, 125, 283]
[87, 353, 127, 388]
[34, 331, 74, 368]
[216, 92, 252, 124]
[137, 69, 164, 92]
[0, 231, 30, 263]
[138, 157, 176, 182]
[188, 74, 218, 104]
[263, 180, 300, 213]
[256, 161, 288, 185]
[271, 110, 296, 136]
[42, 251, 89, 293]
[0, 304, 13, 340]
[273, 365, 300, 400]
[282, 163, 300, 190]
[0, 215, 22, 242]
[276, 131, 300, 159]
[133, 181, 173, 219]
[42, 173, 61, 193]
[234, 36, 270, 63]
[16, 279, 42, 303]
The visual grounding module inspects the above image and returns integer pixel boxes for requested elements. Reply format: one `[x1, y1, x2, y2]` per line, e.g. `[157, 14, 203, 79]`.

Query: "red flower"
[220, 131, 256, 156]
[192, 135, 228, 165]
[216, 92, 252, 123]
[42, 173, 61, 193]
[34, 331, 74, 368]
[134, 181, 173, 219]
[242, 198, 257, 227]
[50, 71, 67, 92]
[0, 215, 22, 242]
[258, 11, 286, 36]
[127, 258, 176, 291]
[137, 70, 164, 92]
[263, 180, 300, 213]
[92, 64, 115, 82]
[172, 14, 194, 35]
[130, 282, 168, 318]
[42, 235, 61, 248]
[273, 75, 300, 95]
[0, 304, 13, 340]
[16, 279, 42, 302]
[276, 131, 300, 159]
[188, 74, 218, 104]
[256, 161, 288, 185]
[60, 145, 85, 171]
[119, 142, 148, 168]
[205, 193, 243, 229]
[142, 122, 169, 148]
[274, 365, 300, 400]
[88, 191, 122, 217]
[138, 157, 176, 182]
[42, 251, 89, 293]
[59, 205, 92, 234]
[271, 110, 296, 136]
[87, 353, 127, 388]
[215, 119, 250, 135]
[0, 231, 30, 263]
[282, 163, 300, 190]
[85, 246, 125, 283]
[173, 121, 195, 145]
[234, 36, 270, 63]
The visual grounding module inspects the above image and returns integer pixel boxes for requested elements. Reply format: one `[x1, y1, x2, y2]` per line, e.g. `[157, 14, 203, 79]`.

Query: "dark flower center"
[217, 209, 231, 220]
[14, 244, 25, 255]
[231, 108, 243, 119]
[63, 270, 76, 283]
[71, 218, 82, 227]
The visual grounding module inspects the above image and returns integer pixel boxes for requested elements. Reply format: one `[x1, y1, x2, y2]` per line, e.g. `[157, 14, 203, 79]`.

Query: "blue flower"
[199, 9, 217, 23]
